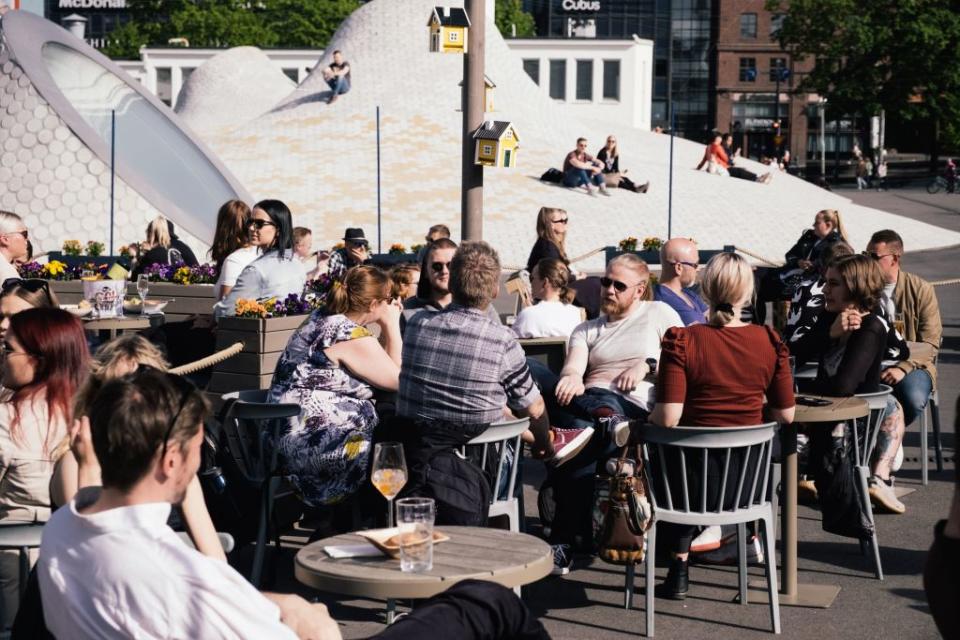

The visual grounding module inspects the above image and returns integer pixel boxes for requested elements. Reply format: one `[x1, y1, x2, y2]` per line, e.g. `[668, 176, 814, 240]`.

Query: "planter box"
[603, 245, 736, 266]
[47, 251, 129, 270]
[49, 281, 216, 322]
[370, 253, 419, 267]
[208, 314, 309, 393]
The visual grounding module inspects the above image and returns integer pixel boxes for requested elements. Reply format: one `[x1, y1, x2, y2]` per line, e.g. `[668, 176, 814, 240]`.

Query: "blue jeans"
[562, 168, 604, 189]
[892, 368, 933, 426]
[326, 75, 350, 95]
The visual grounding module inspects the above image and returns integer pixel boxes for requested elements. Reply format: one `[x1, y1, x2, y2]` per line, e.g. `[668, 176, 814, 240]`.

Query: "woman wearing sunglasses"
[526, 207, 572, 274]
[210, 199, 257, 301]
[215, 199, 306, 318]
[0, 278, 59, 343]
[0, 308, 88, 627]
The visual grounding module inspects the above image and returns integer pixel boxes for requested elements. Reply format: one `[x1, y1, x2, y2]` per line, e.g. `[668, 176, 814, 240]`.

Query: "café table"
[83, 313, 165, 339]
[775, 394, 869, 607]
[296, 526, 552, 623]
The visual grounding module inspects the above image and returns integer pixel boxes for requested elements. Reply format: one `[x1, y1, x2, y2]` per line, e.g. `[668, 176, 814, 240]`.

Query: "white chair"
[631, 422, 780, 637]
[461, 417, 529, 532]
[919, 343, 943, 485]
[852, 385, 892, 580]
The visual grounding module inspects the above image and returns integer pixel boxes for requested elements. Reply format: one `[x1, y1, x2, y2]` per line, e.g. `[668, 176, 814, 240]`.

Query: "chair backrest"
[219, 390, 301, 483]
[462, 417, 529, 505]
[852, 384, 892, 468]
[634, 423, 777, 523]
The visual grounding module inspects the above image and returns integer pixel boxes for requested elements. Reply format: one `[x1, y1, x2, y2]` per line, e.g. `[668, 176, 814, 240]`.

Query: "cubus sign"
[562, 0, 601, 11]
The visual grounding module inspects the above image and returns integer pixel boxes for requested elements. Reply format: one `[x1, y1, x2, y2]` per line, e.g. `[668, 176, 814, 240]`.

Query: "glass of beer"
[396, 497, 435, 573]
[894, 312, 905, 337]
[371, 442, 407, 528]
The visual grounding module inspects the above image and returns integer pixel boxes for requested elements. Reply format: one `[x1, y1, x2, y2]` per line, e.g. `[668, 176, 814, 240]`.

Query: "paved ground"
[264, 186, 958, 639]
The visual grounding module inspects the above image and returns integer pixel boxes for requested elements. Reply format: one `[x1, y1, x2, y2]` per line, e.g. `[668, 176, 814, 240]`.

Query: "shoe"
[598, 413, 632, 447]
[328, 93, 338, 104]
[869, 476, 905, 514]
[654, 557, 689, 600]
[797, 477, 818, 504]
[550, 427, 594, 466]
[638, 181, 650, 193]
[599, 187, 612, 197]
[551, 543, 573, 576]
[695, 533, 764, 566]
[689, 525, 725, 553]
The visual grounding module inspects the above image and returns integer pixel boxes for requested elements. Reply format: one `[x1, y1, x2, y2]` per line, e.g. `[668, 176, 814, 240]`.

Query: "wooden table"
[83, 313, 165, 338]
[777, 394, 869, 607]
[296, 526, 552, 623]
[519, 337, 567, 373]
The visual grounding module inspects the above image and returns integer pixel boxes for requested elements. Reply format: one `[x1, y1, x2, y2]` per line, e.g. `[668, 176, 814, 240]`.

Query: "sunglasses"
[600, 276, 644, 293]
[430, 261, 451, 273]
[551, 218, 569, 225]
[247, 219, 276, 230]
[669, 260, 699, 270]
[347, 240, 369, 249]
[2, 278, 51, 297]
[862, 250, 898, 261]
[2, 229, 28, 240]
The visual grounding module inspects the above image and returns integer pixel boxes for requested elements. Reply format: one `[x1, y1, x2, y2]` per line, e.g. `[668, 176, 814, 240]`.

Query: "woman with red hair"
[0, 308, 88, 627]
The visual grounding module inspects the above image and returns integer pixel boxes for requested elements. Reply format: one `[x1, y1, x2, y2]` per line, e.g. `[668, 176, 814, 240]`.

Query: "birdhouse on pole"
[473, 120, 519, 168]
[427, 6, 471, 53]
[459, 74, 496, 112]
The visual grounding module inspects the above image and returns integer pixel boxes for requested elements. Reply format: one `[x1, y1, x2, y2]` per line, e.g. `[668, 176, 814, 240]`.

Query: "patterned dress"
[268, 311, 378, 506]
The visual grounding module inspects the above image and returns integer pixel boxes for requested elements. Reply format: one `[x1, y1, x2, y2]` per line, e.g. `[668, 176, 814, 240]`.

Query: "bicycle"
[927, 176, 948, 194]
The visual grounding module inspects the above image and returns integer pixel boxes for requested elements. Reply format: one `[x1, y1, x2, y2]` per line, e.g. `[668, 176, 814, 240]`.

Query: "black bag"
[540, 167, 563, 183]
[814, 427, 874, 540]
[421, 450, 491, 526]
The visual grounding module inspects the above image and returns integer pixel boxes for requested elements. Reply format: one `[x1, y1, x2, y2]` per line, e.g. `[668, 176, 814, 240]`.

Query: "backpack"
[540, 167, 563, 183]
[420, 449, 491, 527]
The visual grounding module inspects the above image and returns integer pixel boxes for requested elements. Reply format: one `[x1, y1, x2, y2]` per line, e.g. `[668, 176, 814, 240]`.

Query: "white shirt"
[214, 246, 260, 299]
[38, 487, 297, 640]
[215, 250, 307, 318]
[0, 253, 19, 283]
[512, 300, 582, 339]
[881, 281, 897, 319]
[568, 301, 683, 410]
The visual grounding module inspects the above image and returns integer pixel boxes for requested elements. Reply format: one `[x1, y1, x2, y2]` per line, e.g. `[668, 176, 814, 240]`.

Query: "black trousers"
[374, 580, 550, 640]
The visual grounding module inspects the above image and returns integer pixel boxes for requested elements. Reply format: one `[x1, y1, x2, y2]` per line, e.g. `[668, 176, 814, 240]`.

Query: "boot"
[655, 556, 689, 600]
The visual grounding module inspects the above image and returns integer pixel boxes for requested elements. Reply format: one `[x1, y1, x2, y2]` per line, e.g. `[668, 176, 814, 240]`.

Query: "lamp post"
[774, 66, 790, 162]
[818, 97, 828, 179]
[461, 0, 485, 241]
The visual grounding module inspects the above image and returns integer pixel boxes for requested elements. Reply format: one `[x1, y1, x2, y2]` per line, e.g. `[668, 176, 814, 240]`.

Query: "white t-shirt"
[881, 281, 896, 319]
[0, 253, 19, 283]
[568, 301, 683, 410]
[214, 246, 260, 299]
[38, 487, 297, 640]
[512, 300, 583, 339]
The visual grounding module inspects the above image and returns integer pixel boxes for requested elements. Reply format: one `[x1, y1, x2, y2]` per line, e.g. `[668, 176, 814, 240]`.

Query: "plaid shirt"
[398, 304, 540, 425]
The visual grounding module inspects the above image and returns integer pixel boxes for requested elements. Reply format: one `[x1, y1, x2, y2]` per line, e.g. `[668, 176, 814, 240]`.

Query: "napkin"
[323, 543, 383, 559]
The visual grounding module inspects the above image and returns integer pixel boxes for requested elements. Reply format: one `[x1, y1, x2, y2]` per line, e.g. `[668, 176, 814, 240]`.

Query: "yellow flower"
[343, 434, 366, 460]
[173, 266, 192, 285]
[43, 260, 67, 277]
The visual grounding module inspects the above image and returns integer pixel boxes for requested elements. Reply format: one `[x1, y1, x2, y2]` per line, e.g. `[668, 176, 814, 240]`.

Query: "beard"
[601, 296, 628, 317]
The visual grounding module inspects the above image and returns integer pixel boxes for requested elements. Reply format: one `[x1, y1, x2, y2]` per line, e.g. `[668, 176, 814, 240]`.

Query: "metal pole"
[109, 109, 115, 256]
[775, 73, 780, 161]
[819, 102, 826, 178]
[376, 105, 382, 254]
[668, 106, 675, 239]
[461, 0, 485, 241]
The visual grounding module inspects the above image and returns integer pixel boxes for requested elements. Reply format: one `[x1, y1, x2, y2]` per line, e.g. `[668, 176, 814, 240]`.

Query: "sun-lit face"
[0, 294, 33, 343]
[812, 214, 832, 239]
[293, 234, 312, 259]
[822, 266, 852, 312]
[1, 333, 37, 390]
[427, 247, 455, 296]
[247, 208, 277, 249]
[600, 263, 646, 318]
[865, 241, 900, 283]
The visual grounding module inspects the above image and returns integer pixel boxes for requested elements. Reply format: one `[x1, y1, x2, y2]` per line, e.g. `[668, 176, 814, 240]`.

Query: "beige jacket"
[0, 396, 66, 523]
[893, 269, 942, 386]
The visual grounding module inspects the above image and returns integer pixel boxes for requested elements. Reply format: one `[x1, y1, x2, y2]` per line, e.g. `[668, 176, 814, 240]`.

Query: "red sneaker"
[550, 427, 595, 466]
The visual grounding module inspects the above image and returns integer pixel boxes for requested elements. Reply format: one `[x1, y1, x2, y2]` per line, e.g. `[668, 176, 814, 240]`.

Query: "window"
[602, 59, 620, 100]
[740, 13, 757, 39]
[770, 13, 786, 39]
[523, 58, 540, 85]
[769, 58, 787, 82]
[549, 59, 566, 100]
[448, 30, 459, 41]
[282, 68, 299, 82]
[739, 58, 757, 82]
[576, 59, 593, 100]
[156, 67, 172, 106]
[482, 144, 493, 155]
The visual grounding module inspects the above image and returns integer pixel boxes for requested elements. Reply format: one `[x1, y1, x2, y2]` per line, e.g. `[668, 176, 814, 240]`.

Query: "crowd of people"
[0, 193, 952, 638]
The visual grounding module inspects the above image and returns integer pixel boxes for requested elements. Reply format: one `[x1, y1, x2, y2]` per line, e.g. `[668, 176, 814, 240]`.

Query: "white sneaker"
[869, 476, 905, 514]
[696, 533, 764, 566]
[551, 543, 573, 576]
[690, 525, 725, 553]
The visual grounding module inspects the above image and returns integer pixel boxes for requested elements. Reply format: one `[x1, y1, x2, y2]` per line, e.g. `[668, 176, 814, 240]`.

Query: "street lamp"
[774, 66, 790, 161]
[817, 97, 828, 179]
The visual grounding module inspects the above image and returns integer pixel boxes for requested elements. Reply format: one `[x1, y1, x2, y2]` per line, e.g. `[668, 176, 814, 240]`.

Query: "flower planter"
[370, 253, 419, 267]
[208, 314, 309, 393]
[46, 251, 129, 270]
[48, 281, 217, 321]
[603, 245, 736, 266]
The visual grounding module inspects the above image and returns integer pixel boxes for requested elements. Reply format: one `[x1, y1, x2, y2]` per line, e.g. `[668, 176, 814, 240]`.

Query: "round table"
[83, 313, 165, 338]
[296, 526, 552, 622]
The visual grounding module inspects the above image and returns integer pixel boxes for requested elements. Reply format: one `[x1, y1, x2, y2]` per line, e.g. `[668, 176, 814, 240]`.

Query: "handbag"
[595, 444, 654, 565]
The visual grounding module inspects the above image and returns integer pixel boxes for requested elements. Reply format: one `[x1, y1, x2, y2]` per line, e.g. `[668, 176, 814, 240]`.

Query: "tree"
[767, 0, 960, 152]
[495, 0, 536, 38]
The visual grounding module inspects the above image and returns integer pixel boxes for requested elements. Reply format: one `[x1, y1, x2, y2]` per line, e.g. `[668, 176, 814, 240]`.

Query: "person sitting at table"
[48, 334, 225, 561]
[783, 241, 854, 353]
[389, 263, 420, 302]
[595, 135, 649, 193]
[512, 258, 582, 339]
[327, 228, 371, 283]
[653, 238, 707, 326]
[0, 278, 59, 343]
[36, 370, 550, 640]
[268, 266, 402, 530]
[0, 308, 88, 629]
[131, 217, 198, 278]
[640, 252, 795, 599]
[210, 199, 257, 301]
[526, 207, 581, 278]
[215, 200, 306, 318]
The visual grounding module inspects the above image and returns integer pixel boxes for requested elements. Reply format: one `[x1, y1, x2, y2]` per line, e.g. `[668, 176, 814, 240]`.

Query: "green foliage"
[495, 0, 536, 38]
[767, 0, 960, 149]
[101, 0, 361, 58]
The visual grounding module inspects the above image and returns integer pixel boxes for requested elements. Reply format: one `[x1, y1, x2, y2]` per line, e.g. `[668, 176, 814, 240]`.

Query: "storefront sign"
[562, 0, 601, 11]
[58, 0, 126, 8]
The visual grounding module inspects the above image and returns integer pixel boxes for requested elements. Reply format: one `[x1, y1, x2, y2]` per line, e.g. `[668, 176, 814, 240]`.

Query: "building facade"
[43, 0, 130, 49]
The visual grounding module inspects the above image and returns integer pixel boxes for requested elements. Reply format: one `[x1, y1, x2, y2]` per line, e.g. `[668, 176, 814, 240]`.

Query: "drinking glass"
[371, 442, 407, 528]
[136, 274, 150, 308]
[396, 497, 435, 573]
[788, 355, 798, 393]
[893, 312, 905, 337]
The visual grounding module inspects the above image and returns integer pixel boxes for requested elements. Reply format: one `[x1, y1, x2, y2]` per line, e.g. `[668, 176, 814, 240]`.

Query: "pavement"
[262, 185, 957, 639]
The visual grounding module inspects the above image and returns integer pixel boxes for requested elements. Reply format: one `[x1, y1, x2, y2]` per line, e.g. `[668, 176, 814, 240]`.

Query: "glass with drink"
[137, 274, 150, 309]
[396, 497, 435, 573]
[893, 312, 905, 337]
[371, 442, 407, 527]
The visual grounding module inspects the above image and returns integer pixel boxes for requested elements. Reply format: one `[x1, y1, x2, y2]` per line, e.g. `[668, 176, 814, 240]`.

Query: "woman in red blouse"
[648, 252, 796, 599]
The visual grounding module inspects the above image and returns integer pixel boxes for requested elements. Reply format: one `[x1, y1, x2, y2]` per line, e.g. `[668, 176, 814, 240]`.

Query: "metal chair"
[919, 342, 943, 485]
[175, 531, 236, 554]
[0, 522, 44, 601]
[852, 384, 892, 580]
[219, 389, 300, 588]
[461, 417, 529, 532]
[631, 423, 780, 637]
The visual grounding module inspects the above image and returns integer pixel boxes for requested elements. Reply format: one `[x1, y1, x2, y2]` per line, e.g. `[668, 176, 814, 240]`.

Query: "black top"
[802, 312, 886, 396]
[130, 242, 198, 278]
[784, 229, 842, 270]
[596, 147, 620, 174]
[526, 237, 565, 273]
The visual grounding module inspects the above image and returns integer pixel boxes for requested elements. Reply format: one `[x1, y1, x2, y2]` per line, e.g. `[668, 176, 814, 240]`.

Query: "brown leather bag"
[597, 444, 654, 565]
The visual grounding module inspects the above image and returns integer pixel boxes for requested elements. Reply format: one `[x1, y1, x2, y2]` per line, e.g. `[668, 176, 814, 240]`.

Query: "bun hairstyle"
[535, 258, 576, 304]
[327, 265, 389, 315]
[700, 252, 754, 327]
[816, 209, 849, 243]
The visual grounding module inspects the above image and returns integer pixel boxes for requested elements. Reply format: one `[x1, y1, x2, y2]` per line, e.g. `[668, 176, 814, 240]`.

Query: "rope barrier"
[502, 246, 607, 273]
[731, 245, 783, 267]
[170, 342, 244, 376]
[930, 278, 960, 287]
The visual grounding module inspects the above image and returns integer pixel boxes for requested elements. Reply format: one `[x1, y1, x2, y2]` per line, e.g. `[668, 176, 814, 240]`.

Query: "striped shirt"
[398, 304, 539, 425]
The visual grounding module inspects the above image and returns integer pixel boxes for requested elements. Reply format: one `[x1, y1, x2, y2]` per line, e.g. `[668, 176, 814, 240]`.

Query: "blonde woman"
[647, 252, 795, 599]
[596, 135, 649, 193]
[131, 216, 178, 278]
[512, 258, 582, 338]
[526, 207, 571, 273]
[50, 334, 226, 561]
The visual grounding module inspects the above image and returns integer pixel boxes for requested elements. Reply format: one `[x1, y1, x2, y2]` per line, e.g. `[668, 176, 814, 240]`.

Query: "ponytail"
[326, 265, 389, 315]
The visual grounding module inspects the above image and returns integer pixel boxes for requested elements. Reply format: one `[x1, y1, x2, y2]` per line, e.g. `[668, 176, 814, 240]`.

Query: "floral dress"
[268, 311, 378, 506]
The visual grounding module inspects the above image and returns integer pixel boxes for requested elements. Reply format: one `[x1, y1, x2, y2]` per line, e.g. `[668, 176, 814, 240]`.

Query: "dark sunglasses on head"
[430, 261, 451, 273]
[122, 365, 198, 459]
[600, 276, 643, 293]
[551, 218, 569, 225]
[2, 277, 51, 297]
[247, 219, 276, 229]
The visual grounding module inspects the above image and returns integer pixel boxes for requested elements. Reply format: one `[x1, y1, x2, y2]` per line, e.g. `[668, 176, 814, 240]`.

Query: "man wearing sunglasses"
[866, 229, 942, 430]
[328, 227, 371, 282]
[0, 211, 30, 283]
[654, 238, 708, 326]
[561, 137, 610, 196]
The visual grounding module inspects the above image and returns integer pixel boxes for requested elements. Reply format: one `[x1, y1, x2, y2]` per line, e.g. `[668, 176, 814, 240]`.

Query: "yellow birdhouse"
[473, 121, 519, 168]
[427, 6, 471, 54]
[459, 75, 496, 112]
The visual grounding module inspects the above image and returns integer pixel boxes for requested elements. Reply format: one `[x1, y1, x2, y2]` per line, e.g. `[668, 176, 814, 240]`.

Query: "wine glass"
[371, 442, 407, 528]
[136, 274, 149, 310]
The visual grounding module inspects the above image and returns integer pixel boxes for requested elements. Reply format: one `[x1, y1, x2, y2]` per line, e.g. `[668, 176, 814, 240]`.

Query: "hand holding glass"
[371, 442, 407, 527]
